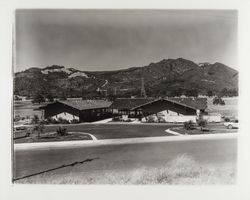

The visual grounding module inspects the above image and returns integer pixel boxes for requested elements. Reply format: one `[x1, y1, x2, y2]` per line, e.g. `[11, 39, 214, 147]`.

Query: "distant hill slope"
[14, 58, 238, 98]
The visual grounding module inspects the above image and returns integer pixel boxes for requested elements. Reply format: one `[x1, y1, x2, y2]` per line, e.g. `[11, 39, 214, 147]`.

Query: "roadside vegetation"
[14, 116, 92, 143]
[15, 154, 236, 184]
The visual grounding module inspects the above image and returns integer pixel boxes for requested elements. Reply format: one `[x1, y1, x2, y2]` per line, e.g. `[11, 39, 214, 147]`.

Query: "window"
[130, 111, 135, 115]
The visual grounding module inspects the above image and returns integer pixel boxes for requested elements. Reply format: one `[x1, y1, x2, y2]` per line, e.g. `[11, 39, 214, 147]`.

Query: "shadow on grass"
[13, 157, 100, 182]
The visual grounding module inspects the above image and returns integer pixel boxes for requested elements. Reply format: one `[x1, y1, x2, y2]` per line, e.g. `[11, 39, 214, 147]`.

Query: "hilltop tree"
[32, 93, 45, 104]
[185, 89, 198, 97]
[213, 96, 225, 105]
[46, 93, 54, 102]
[207, 90, 213, 97]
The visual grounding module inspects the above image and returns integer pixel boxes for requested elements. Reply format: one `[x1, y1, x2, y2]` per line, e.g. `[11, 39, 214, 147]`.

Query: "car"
[223, 120, 239, 129]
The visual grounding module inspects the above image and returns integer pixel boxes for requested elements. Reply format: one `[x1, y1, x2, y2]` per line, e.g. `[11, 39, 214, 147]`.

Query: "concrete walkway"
[14, 132, 237, 151]
[165, 128, 183, 136]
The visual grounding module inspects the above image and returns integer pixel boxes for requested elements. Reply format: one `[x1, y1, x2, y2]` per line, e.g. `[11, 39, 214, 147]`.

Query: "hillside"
[14, 58, 238, 98]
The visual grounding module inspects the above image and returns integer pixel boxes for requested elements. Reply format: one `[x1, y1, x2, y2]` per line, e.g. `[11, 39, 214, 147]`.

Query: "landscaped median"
[169, 122, 238, 136]
[14, 122, 237, 144]
[14, 123, 181, 144]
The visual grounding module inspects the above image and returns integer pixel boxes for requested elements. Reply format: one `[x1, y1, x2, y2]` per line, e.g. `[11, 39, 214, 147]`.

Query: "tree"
[31, 115, 40, 124]
[168, 88, 183, 97]
[32, 93, 45, 104]
[213, 96, 225, 105]
[184, 120, 195, 130]
[197, 119, 208, 131]
[185, 89, 198, 97]
[207, 90, 213, 97]
[46, 93, 54, 102]
[32, 122, 45, 138]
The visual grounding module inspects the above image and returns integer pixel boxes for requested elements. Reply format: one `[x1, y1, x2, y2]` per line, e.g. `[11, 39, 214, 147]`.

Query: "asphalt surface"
[13, 136, 237, 180]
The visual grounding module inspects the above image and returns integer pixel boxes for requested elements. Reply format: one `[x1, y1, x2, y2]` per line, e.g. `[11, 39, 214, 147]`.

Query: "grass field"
[14, 101, 45, 118]
[15, 154, 236, 184]
[207, 97, 238, 118]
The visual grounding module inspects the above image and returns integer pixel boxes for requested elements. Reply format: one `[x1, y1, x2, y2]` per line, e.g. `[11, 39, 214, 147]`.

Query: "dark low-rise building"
[110, 97, 207, 122]
[39, 99, 112, 122]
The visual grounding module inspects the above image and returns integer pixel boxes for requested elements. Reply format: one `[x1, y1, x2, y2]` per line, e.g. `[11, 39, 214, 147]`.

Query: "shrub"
[57, 117, 70, 124]
[14, 115, 21, 122]
[184, 120, 195, 130]
[224, 117, 230, 122]
[46, 117, 59, 124]
[213, 96, 225, 105]
[70, 119, 80, 124]
[32, 123, 45, 138]
[146, 115, 156, 123]
[197, 119, 208, 131]
[112, 116, 122, 122]
[158, 116, 166, 123]
[56, 126, 67, 136]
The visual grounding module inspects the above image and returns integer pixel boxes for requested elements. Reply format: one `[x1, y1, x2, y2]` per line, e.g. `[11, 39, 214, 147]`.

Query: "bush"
[224, 117, 230, 122]
[46, 117, 58, 124]
[56, 126, 67, 136]
[213, 96, 225, 105]
[146, 115, 156, 123]
[184, 120, 195, 130]
[32, 123, 45, 138]
[70, 119, 80, 124]
[158, 116, 166, 123]
[112, 116, 122, 122]
[197, 119, 208, 131]
[57, 117, 70, 124]
[14, 115, 21, 122]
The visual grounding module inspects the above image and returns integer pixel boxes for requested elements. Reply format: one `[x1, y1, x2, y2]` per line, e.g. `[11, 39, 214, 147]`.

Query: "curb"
[14, 132, 237, 151]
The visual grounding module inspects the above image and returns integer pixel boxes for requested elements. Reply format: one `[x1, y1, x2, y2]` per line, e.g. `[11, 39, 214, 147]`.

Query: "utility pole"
[141, 77, 147, 98]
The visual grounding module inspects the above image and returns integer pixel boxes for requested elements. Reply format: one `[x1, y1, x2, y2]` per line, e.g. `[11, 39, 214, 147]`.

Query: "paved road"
[13, 136, 237, 180]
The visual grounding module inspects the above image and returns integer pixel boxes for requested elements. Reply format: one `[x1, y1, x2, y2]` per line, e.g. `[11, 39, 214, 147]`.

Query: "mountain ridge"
[14, 58, 238, 98]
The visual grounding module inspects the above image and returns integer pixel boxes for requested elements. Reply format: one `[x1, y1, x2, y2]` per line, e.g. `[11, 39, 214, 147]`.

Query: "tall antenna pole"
[141, 77, 147, 98]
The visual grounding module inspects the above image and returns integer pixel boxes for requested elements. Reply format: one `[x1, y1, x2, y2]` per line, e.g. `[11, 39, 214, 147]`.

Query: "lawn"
[13, 124, 179, 143]
[172, 123, 238, 135]
[15, 154, 236, 184]
[43, 124, 179, 139]
[14, 132, 92, 144]
[207, 97, 238, 118]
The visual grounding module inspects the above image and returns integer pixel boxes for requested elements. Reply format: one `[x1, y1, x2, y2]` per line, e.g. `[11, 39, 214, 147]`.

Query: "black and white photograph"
[12, 9, 240, 185]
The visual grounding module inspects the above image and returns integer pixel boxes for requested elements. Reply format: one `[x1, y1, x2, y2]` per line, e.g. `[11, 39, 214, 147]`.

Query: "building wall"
[43, 102, 111, 122]
[141, 109, 197, 123]
[43, 102, 80, 119]
[51, 112, 79, 121]
[79, 108, 112, 122]
[139, 99, 197, 116]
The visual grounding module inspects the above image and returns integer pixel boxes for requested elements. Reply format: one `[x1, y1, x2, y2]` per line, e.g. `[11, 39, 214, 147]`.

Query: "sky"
[15, 9, 238, 72]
